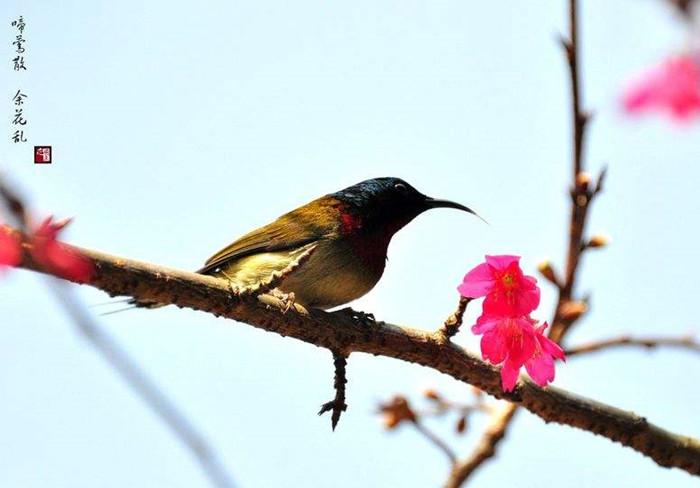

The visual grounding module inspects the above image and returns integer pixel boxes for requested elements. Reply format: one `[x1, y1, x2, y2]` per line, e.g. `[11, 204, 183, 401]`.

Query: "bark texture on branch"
[15, 242, 700, 476]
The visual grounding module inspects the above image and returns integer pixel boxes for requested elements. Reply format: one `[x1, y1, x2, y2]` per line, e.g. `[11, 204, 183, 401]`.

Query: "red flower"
[473, 314, 536, 366]
[622, 54, 700, 121]
[0, 225, 21, 269]
[524, 323, 566, 388]
[458, 255, 540, 316]
[473, 315, 565, 391]
[462, 255, 565, 392]
[30, 217, 93, 283]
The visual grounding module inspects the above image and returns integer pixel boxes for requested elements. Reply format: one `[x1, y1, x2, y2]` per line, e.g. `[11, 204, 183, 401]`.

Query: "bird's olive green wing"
[196, 200, 339, 275]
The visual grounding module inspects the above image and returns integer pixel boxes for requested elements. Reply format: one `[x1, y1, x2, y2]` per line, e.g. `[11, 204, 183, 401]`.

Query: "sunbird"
[126, 177, 478, 311]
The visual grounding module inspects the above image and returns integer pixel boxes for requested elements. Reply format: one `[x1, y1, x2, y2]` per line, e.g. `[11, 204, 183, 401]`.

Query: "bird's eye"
[394, 183, 408, 193]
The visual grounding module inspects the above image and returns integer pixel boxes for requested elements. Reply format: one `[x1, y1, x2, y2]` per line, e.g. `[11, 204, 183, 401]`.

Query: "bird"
[107, 177, 480, 429]
[198, 176, 478, 309]
[116, 177, 479, 313]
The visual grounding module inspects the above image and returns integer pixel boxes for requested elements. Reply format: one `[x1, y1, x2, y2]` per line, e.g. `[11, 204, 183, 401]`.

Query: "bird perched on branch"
[122, 177, 479, 312]
[197, 177, 479, 309]
[113, 177, 480, 430]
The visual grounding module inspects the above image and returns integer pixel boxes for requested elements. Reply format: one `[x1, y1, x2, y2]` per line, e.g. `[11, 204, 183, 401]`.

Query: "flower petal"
[30, 217, 93, 283]
[480, 330, 507, 364]
[471, 313, 500, 334]
[623, 55, 700, 121]
[500, 360, 520, 392]
[0, 226, 21, 268]
[504, 317, 537, 365]
[458, 262, 495, 298]
[539, 334, 566, 361]
[525, 353, 555, 387]
[485, 255, 520, 271]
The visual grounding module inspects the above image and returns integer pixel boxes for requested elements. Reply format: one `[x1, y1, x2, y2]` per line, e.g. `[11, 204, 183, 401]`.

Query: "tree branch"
[413, 420, 457, 464]
[566, 335, 700, 357]
[11, 241, 700, 476]
[444, 404, 519, 488]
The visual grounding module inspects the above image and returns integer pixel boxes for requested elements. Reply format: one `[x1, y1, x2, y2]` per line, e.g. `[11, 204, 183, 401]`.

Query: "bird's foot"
[336, 307, 377, 327]
[318, 352, 349, 431]
[269, 288, 296, 314]
[318, 399, 347, 431]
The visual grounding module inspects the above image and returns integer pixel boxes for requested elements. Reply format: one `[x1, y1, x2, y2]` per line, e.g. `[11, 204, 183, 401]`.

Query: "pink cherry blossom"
[458, 255, 540, 316]
[524, 323, 566, 388]
[0, 225, 21, 269]
[473, 315, 565, 391]
[622, 54, 700, 121]
[462, 255, 565, 392]
[30, 217, 93, 283]
[472, 314, 536, 366]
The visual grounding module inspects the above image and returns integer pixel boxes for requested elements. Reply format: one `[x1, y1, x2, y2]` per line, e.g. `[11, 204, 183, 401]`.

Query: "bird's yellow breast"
[213, 239, 384, 310]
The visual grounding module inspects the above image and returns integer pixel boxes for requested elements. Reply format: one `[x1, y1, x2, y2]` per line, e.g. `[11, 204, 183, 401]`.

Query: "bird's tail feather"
[96, 298, 166, 316]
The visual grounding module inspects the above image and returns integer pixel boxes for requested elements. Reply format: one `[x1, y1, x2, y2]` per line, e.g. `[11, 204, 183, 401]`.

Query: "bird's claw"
[337, 307, 377, 327]
[318, 399, 347, 431]
[270, 288, 296, 314]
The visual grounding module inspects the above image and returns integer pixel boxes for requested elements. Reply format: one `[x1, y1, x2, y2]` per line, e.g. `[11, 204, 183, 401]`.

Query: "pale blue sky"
[1, 1, 699, 487]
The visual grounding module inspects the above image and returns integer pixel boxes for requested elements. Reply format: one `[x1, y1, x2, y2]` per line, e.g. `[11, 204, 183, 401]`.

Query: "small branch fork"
[438, 297, 472, 341]
[444, 404, 519, 488]
[318, 351, 349, 430]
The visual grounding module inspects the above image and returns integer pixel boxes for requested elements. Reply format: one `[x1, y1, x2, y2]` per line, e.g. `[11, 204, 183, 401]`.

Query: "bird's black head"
[331, 177, 479, 236]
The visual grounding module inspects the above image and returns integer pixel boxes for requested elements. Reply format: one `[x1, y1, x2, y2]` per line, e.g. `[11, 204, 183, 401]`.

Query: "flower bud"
[586, 234, 611, 249]
[378, 395, 416, 430]
[423, 389, 441, 401]
[559, 300, 588, 322]
[537, 260, 559, 285]
[456, 415, 467, 434]
[576, 172, 591, 191]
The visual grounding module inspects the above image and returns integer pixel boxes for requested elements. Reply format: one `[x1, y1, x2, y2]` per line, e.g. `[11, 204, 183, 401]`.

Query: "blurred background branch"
[0, 177, 236, 488]
[565, 334, 700, 356]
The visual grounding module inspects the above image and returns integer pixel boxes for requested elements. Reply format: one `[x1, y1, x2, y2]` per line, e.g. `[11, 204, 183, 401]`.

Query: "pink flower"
[458, 255, 540, 316]
[0, 225, 21, 269]
[473, 314, 536, 366]
[622, 54, 700, 121]
[30, 217, 93, 283]
[524, 323, 566, 388]
[473, 315, 565, 391]
[461, 254, 565, 392]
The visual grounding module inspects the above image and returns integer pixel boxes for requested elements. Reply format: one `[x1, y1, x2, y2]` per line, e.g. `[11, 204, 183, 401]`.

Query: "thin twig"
[439, 296, 472, 341]
[49, 282, 236, 488]
[0, 177, 235, 488]
[413, 420, 457, 464]
[566, 335, 700, 357]
[566, 0, 588, 179]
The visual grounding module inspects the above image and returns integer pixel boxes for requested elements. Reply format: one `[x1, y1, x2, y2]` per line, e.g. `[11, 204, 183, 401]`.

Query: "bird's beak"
[424, 197, 487, 223]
